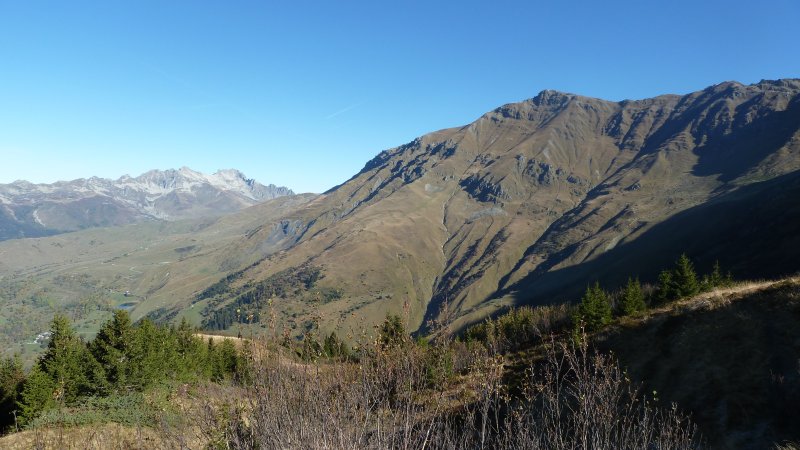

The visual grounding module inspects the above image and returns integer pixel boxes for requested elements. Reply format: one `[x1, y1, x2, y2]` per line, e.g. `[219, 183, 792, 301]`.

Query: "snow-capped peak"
[0, 167, 294, 225]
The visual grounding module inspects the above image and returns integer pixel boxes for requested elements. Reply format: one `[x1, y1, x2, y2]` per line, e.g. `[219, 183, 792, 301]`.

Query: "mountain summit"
[0, 168, 293, 240]
[172, 79, 800, 336]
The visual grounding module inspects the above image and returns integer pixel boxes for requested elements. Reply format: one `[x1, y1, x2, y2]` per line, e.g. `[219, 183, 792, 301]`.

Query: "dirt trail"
[691, 276, 799, 304]
[195, 333, 245, 343]
[644, 276, 800, 318]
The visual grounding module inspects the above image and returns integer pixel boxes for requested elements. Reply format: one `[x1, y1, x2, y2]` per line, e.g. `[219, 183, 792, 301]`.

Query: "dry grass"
[14, 278, 783, 448]
[0, 422, 196, 450]
[194, 333, 246, 346]
[615, 277, 799, 328]
[775, 443, 800, 450]
[178, 338, 698, 449]
[0, 330, 701, 449]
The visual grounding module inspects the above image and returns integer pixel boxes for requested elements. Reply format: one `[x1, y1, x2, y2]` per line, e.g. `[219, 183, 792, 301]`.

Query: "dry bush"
[193, 335, 699, 449]
[464, 304, 574, 354]
[500, 337, 698, 449]
[208, 342, 490, 449]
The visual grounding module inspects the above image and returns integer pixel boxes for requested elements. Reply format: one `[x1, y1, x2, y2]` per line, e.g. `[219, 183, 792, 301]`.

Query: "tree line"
[466, 254, 733, 351]
[202, 264, 324, 331]
[0, 311, 245, 432]
[573, 255, 732, 334]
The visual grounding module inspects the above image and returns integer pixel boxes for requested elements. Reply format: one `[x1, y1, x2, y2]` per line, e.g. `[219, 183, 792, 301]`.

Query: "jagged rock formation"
[0, 167, 293, 241]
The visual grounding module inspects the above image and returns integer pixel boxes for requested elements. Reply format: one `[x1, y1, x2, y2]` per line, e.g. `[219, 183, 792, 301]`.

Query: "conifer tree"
[17, 365, 55, 425]
[207, 338, 219, 380]
[90, 310, 134, 392]
[673, 254, 699, 298]
[0, 356, 24, 430]
[220, 338, 237, 378]
[709, 260, 730, 288]
[211, 339, 241, 382]
[323, 332, 350, 359]
[620, 277, 646, 316]
[301, 332, 323, 361]
[38, 315, 99, 403]
[709, 261, 722, 287]
[129, 318, 174, 389]
[656, 270, 675, 303]
[175, 318, 208, 379]
[574, 282, 612, 332]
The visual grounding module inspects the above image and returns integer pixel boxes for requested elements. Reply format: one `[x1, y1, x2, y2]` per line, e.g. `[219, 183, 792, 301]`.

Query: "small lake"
[118, 302, 137, 311]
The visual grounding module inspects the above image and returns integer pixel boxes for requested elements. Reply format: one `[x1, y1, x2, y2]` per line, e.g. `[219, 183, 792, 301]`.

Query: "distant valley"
[0, 193, 315, 359]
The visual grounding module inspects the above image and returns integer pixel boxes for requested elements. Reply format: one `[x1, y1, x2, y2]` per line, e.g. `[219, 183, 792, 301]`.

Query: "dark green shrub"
[379, 315, 407, 349]
[0, 357, 24, 431]
[620, 277, 646, 316]
[573, 282, 612, 332]
[673, 254, 700, 298]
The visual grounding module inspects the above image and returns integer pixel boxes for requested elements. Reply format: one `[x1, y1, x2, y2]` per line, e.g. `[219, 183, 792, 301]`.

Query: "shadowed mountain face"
[0, 168, 294, 241]
[598, 280, 800, 449]
[135, 79, 800, 336]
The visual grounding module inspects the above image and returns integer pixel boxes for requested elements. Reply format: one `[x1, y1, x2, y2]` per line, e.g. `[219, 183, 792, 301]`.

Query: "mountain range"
[1, 79, 799, 343]
[0, 168, 293, 241]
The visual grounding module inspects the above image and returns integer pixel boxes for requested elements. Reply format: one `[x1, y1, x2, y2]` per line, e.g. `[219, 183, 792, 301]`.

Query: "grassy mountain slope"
[187, 79, 800, 338]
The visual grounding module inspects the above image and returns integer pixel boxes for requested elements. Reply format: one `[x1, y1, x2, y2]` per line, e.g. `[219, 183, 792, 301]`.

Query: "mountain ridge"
[171, 78, 800, 338]
[0, 168, 294, 241]
[2, 79, 799, 345]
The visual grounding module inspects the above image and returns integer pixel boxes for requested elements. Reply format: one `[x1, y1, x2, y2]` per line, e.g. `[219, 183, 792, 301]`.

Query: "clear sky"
[1, 0, 798, 193]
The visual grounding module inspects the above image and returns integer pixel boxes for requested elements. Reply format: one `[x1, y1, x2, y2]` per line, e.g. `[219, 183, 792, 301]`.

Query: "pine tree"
[90, 310, 133, 392]
[210, 339, 242, 382]
[323, 332, 351, 359]
[129, 318, 175, 390]
[620, 277, 646, 316]
[0, 356, 24, 430]
[673, 254, 699, 298]
[708, 260, 725, 287]
[39, 315, 98, 403]
[574, 282, 612, 332]
[301, 332, 323, 361]
[16, 365, 55, 425]
[709, 260, 730, 288]
[656, 269, 675, 304]
[699, 274, 712, 293]
[175, 318, 207, 379]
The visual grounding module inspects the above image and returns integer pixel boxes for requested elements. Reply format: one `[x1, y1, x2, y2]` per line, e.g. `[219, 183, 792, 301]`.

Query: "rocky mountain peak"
[531, 89, 576, 105]
[0, 168, 295, 240]
[755, 78, 800, 91]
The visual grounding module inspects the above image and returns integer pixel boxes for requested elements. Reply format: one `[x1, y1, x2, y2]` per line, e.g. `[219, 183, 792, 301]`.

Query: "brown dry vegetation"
[180, 339, 697, 449]
[0, 422, 194, 450]
[1, 325, 699, 449]
[2, 278, 797, 449]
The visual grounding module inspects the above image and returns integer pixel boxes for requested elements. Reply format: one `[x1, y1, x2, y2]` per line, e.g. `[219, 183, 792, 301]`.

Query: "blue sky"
[1, 1, 798, 193]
